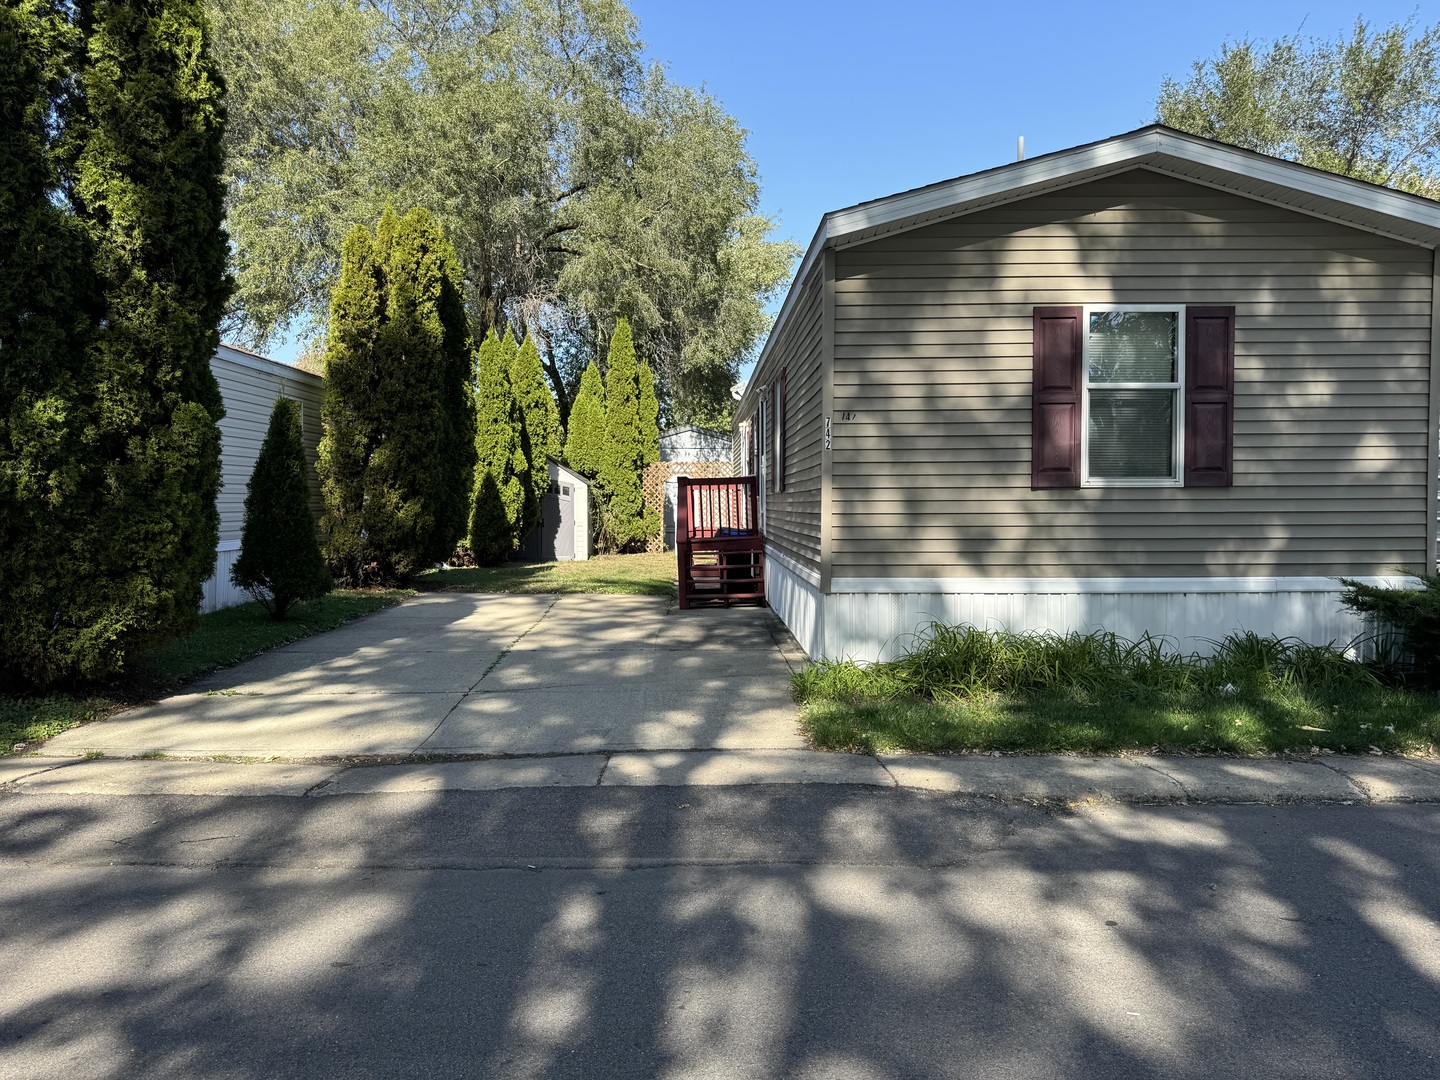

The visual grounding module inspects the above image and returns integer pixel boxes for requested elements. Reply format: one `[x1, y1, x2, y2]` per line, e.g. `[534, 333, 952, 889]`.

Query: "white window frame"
[1081, 303, 1185, 488]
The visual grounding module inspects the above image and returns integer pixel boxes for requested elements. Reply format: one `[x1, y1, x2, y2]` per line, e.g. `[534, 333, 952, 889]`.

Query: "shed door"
[554, 486, 575, 561]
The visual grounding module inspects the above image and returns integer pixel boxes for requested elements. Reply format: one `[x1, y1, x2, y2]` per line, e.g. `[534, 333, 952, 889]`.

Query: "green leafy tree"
[597, 318, 659, 551]
[513, 331, 563, 482]
[0, 0, 231, 687]
[563, 360, 608, 481]
[1159, 17, 1440, 197]
[318, 206, 476, 585]
[207, 0, 798, 425]
[468, 329, 529, 564]
[231, 398, 331, 618]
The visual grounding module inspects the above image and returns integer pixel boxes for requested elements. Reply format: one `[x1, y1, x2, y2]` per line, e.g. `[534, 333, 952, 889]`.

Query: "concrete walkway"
[35, 593, 806, 760]
[6, 748, 1440, 803]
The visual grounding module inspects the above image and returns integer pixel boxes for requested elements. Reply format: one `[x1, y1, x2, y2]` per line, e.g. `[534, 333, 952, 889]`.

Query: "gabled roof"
[740, 125, 1440, 410]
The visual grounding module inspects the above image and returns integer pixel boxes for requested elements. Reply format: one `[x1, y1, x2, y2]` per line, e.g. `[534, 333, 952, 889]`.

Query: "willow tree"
[1159, 17, 1440, 197]
[208, 0, 798, 425]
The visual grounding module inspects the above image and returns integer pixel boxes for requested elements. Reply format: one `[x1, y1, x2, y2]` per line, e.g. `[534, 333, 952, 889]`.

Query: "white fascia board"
[1148, 130, 1440, 241]
[827, 575, 1420, 595]
[214, 345, 323, 384]
[824, 131, 1167, 239]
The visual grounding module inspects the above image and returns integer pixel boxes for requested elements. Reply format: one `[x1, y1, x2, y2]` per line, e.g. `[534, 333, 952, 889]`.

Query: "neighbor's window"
[1083, 306, 1183, 485]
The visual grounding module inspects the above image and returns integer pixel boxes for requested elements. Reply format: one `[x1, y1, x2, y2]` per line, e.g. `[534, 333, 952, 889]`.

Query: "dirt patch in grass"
[2, 589, 410, 757]
[417, 551, 676, 596]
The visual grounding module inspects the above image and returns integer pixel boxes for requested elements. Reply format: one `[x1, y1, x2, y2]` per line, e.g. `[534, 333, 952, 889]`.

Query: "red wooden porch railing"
[675, 476, 765, 609]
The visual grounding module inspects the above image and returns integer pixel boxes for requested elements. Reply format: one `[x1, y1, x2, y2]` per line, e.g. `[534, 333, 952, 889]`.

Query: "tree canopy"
[1159, 17, 1440, 198]
[208, 0, 799, 426]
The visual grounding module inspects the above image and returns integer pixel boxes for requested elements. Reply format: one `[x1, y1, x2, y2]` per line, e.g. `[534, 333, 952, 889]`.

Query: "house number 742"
[824, 416, 831, 450]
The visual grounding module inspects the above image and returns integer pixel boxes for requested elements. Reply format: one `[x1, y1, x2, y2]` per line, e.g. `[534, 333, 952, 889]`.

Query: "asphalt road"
[2, 786, 1438, 1079]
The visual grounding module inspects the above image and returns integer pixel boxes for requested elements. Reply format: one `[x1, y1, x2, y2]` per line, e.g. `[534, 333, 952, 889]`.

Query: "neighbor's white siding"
[202, 346, 325, 612]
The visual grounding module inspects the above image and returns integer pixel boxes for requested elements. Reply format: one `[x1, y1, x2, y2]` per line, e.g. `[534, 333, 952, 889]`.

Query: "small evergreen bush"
[1339, 572, 1440, 686]
[231, 399, 331, 619]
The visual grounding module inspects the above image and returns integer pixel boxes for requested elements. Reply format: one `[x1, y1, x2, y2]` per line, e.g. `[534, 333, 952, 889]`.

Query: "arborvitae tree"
[499, 327, 539, 537]
[563, 359, 607, 480]
[598, 318, 660, 551]
[0, 0, 231, 687]
[231, 398, 331, 619]
[0, 3, 98, 687]
[638, 360, 660, 468]
[467, 330, 529, 564]
[512, 332, 563, 481]
[318, 205, 476, 584]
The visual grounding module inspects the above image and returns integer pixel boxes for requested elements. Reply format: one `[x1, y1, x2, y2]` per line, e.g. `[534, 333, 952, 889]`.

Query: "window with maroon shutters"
[1032, 305, 1234, 490]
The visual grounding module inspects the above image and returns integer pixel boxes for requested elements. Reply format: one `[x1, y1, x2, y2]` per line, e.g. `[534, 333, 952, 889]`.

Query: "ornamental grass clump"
[794, 624, 1378, 707]
[792, 623, 1425, 756]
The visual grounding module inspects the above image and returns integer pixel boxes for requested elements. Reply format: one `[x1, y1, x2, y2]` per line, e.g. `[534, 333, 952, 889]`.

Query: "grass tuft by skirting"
[1, 589, 410, 757]
[794, 625, 1440, 756]
[417, 551, 676, 596]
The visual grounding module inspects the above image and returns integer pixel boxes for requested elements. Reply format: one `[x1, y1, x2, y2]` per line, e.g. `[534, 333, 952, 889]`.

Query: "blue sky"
[631, 0, 1424, 272]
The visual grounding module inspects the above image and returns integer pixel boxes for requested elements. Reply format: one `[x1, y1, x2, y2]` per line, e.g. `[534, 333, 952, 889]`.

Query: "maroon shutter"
[1032, 307, 1083, 489]
[776, 370, 787, 493]
[1184, 306, 1235, 487]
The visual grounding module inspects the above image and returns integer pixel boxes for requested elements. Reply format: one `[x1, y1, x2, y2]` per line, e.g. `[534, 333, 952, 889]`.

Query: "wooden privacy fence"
[675, 476, 765, 609]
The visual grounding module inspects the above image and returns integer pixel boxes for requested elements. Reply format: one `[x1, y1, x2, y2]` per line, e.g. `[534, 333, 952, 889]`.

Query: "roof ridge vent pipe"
[1017, 135, 1025, 162]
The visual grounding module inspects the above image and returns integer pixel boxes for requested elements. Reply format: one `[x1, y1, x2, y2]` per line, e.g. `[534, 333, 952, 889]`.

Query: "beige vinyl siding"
[212, 354, 325, 544]
[830, 169, 1434, 579]
[736, 263, 826, 571]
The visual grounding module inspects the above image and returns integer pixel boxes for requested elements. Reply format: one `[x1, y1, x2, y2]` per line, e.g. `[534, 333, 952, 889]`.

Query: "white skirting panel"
[764, 546, 824, 659]
[199, 542, 247, 614]
[821, 579, 1403, 664]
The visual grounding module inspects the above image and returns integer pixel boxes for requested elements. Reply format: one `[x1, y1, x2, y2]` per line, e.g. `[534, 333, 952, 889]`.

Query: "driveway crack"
[412, 595, 562, 755]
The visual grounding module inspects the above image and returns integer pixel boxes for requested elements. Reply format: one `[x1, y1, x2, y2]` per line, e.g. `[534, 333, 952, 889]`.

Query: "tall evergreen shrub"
[468, 330, 530, 564]
[638, 361, 661, 469]
[563, 359, 608, 480]
[1, 0, 230, 686]
[512, 331, 563, 488]
[318, 206, 476, 584]
[499, 328, 539, 536]
[231, 398, 330, 619]
[598, 318, 660, 551]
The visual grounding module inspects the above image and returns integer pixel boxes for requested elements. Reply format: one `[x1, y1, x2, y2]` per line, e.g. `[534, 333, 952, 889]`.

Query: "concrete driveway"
[40, 594, 806, 760]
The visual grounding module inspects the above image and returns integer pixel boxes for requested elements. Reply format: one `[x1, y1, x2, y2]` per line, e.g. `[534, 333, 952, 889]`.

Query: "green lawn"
[417, 551, 676, 596]
[2, 589, 409, 756]
[794, 626, 1440, 757]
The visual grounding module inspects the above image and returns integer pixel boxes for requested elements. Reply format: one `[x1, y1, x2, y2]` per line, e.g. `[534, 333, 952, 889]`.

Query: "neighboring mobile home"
[202, 344, 324, 612]
[733, 126, 1440, 662]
